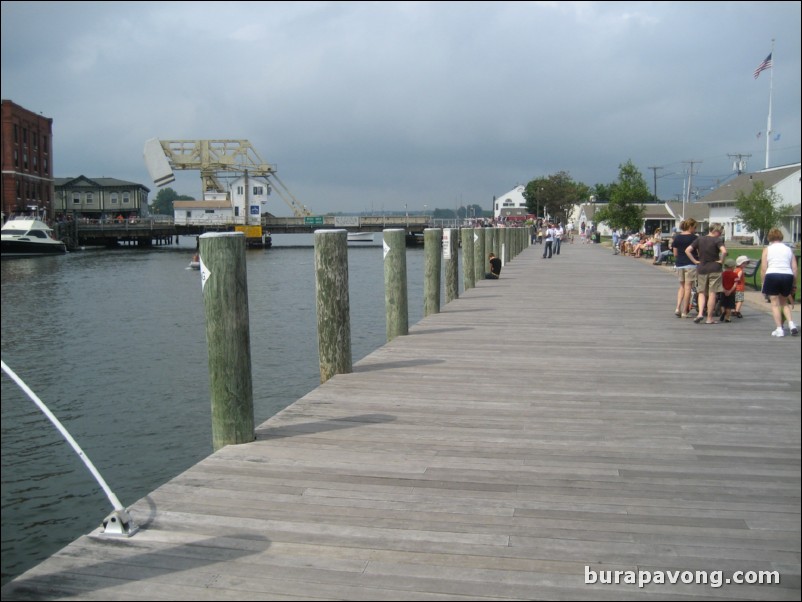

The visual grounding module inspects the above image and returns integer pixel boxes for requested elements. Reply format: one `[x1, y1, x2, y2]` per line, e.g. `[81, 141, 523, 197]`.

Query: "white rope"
[1, 359, 124, 512]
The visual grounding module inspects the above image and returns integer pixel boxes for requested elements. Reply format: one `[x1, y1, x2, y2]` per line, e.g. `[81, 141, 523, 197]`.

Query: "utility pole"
[727, 153, 751, 175]
[681, 160, 701, 220]
[647, 166, 663, 201]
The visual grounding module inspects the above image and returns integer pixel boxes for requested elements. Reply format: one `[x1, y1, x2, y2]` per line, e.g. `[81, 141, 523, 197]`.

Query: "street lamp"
[538, 188, 544, 222]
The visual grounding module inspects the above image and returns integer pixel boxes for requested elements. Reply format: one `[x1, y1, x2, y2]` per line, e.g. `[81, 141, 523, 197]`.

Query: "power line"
[727, 153, 751, 175]
[680, 160, 702, 218]
[647, 166, 663, 200]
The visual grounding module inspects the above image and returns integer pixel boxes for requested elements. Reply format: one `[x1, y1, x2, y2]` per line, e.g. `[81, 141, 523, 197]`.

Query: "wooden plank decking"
[3, 242, 800, 601]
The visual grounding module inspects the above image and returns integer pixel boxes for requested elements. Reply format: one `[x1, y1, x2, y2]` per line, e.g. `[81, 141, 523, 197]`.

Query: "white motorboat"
[347, 231, 374, 243]
[1, 218, 67, 257]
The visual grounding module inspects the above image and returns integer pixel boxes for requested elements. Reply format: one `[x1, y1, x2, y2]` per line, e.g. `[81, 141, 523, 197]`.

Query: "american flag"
[753, 53, 772, 79]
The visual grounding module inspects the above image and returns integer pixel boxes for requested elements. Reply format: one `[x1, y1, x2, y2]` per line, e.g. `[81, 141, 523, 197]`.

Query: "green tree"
[523, 171, 589, 223]
[591, 183, 613, 204]
[432, 208, 457, 219]
[593, 160, 649, 231]
[149, 187, 192, 215]
[735, 181, 791, 245]
[457, 204, 486, 219]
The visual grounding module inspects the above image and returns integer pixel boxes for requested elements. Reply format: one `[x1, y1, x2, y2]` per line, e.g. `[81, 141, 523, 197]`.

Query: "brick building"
[1, 99, 54, 221]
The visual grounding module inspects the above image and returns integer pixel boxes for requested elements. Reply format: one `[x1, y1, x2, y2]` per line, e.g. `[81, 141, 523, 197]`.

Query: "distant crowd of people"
[529, 220, 592, 258]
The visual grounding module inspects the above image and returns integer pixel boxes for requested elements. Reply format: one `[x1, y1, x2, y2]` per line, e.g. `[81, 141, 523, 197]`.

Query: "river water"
[0, 234, 434, 585]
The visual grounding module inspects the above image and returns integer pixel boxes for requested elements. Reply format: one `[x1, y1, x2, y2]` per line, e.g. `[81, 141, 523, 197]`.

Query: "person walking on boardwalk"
[542, 223, 555, 258]
[686, 223, 727, 324]
[672, 219, 698, 318]
[761, 228, 799, 337]
[554, 223, 564, 255]
[612, 228, 620, 255]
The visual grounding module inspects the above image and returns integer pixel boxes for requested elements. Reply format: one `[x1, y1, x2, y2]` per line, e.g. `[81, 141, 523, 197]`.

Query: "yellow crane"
[143, 138, 312, 217]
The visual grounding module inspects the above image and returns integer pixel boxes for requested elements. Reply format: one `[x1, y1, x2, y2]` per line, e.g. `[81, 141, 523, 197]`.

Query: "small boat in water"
[347, 231, 374, 243]
[1, 218, 67, 257]
[189, 253, 200, 270]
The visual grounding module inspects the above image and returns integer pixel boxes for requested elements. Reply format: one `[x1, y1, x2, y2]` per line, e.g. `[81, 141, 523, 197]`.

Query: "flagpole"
[765, 39, 774, 169]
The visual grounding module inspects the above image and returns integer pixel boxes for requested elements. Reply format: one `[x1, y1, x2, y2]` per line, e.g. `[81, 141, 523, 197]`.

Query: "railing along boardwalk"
[3, 242, 800, 601]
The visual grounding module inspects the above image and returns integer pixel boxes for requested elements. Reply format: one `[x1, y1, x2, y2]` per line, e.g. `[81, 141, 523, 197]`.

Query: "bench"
[740, 258, 761, 289]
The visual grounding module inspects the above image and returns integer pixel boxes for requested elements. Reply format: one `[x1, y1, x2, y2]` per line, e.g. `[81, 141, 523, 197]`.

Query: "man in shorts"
[686, 223, 727, 324]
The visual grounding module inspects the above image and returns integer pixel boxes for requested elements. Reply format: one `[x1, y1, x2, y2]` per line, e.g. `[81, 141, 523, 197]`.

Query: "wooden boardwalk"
[3, 242, 800, 601]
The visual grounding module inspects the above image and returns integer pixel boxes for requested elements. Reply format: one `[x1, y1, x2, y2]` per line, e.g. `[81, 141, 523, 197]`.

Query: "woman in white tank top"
[760, 228, 798, 337]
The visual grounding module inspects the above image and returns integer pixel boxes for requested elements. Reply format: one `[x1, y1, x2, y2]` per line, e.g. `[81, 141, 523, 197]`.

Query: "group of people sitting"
[613, 228, 665, 261]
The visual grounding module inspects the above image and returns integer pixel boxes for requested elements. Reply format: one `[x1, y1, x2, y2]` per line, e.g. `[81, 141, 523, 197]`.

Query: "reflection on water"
[1, 237, 428, 585]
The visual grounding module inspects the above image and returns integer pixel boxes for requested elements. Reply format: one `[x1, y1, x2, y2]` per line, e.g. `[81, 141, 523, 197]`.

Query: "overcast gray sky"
[2, 1, 800, 216]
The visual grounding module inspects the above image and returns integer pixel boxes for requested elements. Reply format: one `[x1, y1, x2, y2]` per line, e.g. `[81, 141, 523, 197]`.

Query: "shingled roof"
[697, 163, 800, 204]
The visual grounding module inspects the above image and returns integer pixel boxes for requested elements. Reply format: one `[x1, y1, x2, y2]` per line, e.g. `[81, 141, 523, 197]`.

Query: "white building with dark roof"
[697, 163, 800, 243]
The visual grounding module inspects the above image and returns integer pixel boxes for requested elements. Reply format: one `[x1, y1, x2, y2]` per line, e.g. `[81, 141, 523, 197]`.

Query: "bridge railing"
[73, 218, 176, 231]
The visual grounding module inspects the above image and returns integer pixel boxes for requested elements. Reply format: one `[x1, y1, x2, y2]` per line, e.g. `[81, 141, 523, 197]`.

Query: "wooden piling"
[198, 232, 254, 451]
[383, 229, 408, 341]
[462, 227, 475, 290]
[423, 228, 442, 317]
[444, 228, 459, 304]
[314, 229, 352, 383]
[474, 227, 485, 283]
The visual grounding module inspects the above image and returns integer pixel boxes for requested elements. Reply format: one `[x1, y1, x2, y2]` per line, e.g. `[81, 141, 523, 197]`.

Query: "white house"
[493, 185, 529, 220]
[697, 163, 800, 243]
[173, 199, 234, 225]
[173, 175, 272, 226]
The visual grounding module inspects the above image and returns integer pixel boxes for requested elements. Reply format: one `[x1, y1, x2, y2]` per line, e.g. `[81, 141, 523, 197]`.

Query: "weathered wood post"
[444, 228, 459, 304]
[383, 229, 408, 341]
[314, 229, 352, 383]
[493, 227, 501, 258]
[423, 228, 442, 317]
[462, 227, 475, 290]
[474, 227, 486, 283]
[198, 232, 254, 451]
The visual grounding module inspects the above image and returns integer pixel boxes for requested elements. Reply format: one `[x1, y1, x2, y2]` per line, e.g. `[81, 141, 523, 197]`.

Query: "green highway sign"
[304, 216, 324, 225]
